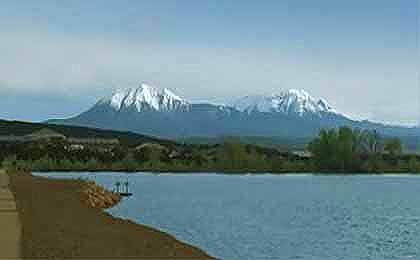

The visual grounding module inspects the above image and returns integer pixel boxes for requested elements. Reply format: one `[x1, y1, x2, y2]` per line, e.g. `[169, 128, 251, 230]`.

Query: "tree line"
[308, 127, 418, 173]
[1, 127, 420, 174]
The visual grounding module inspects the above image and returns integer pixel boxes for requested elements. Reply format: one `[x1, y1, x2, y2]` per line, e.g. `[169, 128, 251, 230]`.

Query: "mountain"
[232, 89, 338, 116]
[48, 84, 240, 138]
[98, 83, 190, 112]
[48, 83, 420, 139]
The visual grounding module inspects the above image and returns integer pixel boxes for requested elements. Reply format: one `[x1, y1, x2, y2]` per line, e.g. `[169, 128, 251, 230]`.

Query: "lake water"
[34, 172, 420, 260]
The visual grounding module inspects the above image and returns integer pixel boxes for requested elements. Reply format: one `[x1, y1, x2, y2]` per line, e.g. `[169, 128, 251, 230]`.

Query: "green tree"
[308, 127, 383, 172]
[351, 128, 365, 154]
[246, 147, 269, 171]
[362, 129, 382, 154]
[337, 126, 354, 171]
[218, 141, 248, 170]
[120, 153, 139, 171]
[86, 158, 100, 170]
[408, 156, 420, 173]
[384, 138, 403, 156]
[362, 154, 385, 173]
[308, 129, 340, 171]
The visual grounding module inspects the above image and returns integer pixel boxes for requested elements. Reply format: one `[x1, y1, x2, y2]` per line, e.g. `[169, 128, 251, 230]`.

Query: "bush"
[2, 155, 18, 173]
[408, 156, 420, 173]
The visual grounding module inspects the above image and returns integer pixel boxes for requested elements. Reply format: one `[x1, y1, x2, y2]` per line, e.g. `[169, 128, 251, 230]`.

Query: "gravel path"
[0, 170, 21, 258]
[9, 173, 215, 259]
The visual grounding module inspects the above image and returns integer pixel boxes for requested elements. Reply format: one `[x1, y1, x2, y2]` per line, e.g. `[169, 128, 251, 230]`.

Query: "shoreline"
[34, 169, 420, 176]
[9, 171, 217, 259]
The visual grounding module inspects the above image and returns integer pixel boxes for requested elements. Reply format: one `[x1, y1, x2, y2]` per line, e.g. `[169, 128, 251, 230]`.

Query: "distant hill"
[48, 83, 420, 140]
[0, 119, 176, 148]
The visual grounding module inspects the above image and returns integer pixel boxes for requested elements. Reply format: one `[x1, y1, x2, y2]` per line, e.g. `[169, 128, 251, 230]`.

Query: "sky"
[0, 0, 419, 125]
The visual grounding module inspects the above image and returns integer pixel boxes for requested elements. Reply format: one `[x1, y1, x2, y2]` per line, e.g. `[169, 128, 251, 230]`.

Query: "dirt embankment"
[80, 181, 121, 209]
[9, 173, 216, 259]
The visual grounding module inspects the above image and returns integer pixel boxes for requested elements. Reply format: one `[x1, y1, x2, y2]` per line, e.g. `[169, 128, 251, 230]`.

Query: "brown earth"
[9, 172, 216, 259]
[80, 181, 122, 209]
[0, 170, 21, 258]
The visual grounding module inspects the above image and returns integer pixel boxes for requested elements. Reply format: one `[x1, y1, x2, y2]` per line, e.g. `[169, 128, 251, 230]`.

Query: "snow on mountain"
[232, 89, 339, 116]
[99, 84, 341, 118]
[51, 84, 419, 139]
[99, 83, 190, 112]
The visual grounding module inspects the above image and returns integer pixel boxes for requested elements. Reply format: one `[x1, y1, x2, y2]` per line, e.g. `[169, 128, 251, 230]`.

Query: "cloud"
[1, 31, 127, 97]
[0, 31, 235, 96]
[0, 29, 309, 100]
[0, 29, 418, 125]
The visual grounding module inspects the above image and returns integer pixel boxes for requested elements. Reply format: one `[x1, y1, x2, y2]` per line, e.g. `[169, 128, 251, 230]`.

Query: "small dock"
[114, 180, 133, 197]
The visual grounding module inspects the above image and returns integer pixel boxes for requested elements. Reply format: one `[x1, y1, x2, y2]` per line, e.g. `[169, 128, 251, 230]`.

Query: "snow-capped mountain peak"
[100, 83, 190, 112]
[232, 89, 338, 116]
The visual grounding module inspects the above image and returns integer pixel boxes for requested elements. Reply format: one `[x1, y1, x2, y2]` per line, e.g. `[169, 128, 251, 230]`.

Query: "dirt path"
[10, 173, 216, 259]
[0, 170, 21, 258]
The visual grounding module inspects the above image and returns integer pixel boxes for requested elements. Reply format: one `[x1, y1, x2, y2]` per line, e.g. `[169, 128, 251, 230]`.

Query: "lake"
[34, 172, 420, 260]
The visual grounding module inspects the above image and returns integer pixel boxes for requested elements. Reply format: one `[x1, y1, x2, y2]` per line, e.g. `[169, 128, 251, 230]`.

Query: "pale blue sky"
[0, 0, 418, 125]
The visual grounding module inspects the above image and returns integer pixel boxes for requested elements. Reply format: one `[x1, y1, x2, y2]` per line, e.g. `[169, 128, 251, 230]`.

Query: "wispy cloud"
[0, 28, 418, 125]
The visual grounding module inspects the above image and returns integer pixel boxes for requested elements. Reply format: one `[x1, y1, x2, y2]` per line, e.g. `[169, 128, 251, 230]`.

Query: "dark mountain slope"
[0, 119, 176, 147]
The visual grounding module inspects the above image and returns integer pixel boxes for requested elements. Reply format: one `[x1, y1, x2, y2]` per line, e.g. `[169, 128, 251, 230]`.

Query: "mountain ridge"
[231, 89, 339, 117]
[47, 82, 420, 139]
[97, 83, 190, 112]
